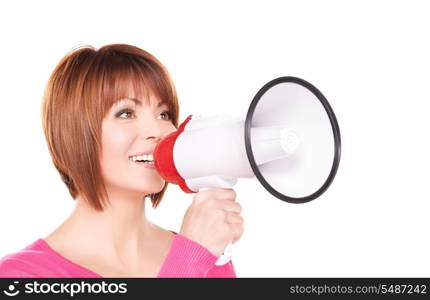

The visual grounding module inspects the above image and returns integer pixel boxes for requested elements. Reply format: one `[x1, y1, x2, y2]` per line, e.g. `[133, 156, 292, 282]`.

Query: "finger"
[230, 224, 244, 244]
[213, 189, 236, 201]
[225, 213, 244, 224]
[221, 201, 241, 214]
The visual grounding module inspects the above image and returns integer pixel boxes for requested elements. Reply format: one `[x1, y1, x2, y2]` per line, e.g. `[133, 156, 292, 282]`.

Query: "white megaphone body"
[153, 76, 341, 266]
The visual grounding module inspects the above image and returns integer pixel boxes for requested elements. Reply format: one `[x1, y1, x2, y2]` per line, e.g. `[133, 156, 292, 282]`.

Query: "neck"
[52, 186, 155, 268]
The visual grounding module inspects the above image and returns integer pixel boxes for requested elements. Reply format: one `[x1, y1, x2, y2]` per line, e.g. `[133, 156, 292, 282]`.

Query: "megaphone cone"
[154, 76, 341, 204]
[245, 76, 341, 203]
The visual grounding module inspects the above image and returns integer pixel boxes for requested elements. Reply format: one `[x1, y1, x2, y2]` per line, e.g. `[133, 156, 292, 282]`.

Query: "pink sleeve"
[0, 259, 36, 278]
[157, 234, 219, 278]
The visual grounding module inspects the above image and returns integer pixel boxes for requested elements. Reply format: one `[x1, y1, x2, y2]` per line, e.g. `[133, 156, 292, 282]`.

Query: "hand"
[179, 188, 244, 257]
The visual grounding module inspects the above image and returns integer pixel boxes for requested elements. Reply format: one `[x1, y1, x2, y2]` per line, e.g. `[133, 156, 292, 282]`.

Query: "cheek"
[164, 123, 177, 137]
[101, 125, 133, 165]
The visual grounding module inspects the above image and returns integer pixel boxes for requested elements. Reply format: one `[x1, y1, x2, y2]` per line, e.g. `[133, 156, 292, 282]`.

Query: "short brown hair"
[42, 44, 179, 211]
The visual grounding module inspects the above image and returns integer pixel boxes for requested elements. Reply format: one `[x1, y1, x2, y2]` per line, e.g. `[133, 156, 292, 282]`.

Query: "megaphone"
[153, 76, 341, 265]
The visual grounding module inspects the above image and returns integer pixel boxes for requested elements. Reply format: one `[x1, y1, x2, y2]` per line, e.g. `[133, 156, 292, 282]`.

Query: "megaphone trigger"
[187, 175, 238, 192]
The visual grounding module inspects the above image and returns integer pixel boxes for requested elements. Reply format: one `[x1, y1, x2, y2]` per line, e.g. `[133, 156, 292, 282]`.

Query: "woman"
[0, 44, 244, 278]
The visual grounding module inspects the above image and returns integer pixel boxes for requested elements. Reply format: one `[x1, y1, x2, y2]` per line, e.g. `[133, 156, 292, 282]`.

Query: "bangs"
[94, 49, 177, 123]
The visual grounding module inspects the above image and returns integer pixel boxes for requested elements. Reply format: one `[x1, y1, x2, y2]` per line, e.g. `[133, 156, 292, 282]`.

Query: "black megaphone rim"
[244, 76, 341, 204]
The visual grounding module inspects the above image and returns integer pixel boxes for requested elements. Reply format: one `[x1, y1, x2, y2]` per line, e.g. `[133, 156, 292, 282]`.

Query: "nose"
[146, 134, 161, 143]
[139, 117, 175, 143]
[144, 126, 163, 143]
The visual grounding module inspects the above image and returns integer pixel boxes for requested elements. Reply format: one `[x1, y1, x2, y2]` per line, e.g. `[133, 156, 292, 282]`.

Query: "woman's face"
[100, 94, 176, 197]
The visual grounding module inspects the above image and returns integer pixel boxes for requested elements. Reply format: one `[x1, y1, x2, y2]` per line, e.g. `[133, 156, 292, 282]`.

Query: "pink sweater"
[0, 233, 235, 278]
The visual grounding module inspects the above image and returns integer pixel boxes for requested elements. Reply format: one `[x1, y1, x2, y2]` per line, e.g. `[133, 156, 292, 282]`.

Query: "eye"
[115, 109, 135, 119]
[158, 110, 172, 121]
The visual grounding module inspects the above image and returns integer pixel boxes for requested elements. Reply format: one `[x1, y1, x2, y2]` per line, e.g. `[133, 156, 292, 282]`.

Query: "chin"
[137, 181, 166, 195]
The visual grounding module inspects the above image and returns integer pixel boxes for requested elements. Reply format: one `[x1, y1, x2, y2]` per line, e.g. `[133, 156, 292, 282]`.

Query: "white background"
[0, 0, 429, 277]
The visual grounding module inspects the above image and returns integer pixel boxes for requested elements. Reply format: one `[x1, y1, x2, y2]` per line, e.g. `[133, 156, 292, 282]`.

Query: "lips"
[129, 150, 154, 157]
[130, 159, 156, 169]
[129, 153, 154, 163]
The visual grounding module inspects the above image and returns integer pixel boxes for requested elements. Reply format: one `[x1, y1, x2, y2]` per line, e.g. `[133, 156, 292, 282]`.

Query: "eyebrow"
[127, 98, 143, 106]
[116, 98, 167, 108]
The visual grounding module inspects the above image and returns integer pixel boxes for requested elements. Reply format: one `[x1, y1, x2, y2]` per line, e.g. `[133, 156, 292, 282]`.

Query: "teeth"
[129, 154, 154, 163]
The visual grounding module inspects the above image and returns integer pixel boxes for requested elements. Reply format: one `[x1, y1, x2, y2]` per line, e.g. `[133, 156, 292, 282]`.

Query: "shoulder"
[0, 239, 69, 277]
[0, 256, 34, 277]
[0, 240, 46, 277]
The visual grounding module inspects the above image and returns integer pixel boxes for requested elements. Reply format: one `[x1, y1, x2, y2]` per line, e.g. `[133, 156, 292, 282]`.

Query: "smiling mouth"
[130, 159, 154, 165]
[128, 154, 154, 164]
